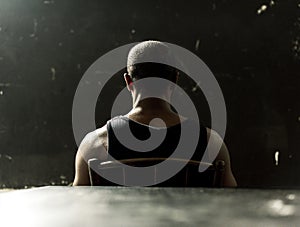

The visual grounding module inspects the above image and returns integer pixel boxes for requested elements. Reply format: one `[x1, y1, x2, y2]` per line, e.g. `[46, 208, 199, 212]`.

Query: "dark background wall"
[0, 0, 299, 188]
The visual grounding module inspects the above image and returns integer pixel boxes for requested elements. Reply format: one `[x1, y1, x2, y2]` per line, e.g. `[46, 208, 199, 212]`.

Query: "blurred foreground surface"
[0, 186, 300, 226]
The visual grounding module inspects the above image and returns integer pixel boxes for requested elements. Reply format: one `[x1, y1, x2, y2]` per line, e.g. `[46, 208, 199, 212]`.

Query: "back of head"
[127, 41, 179, 83]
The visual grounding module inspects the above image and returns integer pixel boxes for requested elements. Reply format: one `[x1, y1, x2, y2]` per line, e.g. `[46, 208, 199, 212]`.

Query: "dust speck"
[257, 5, 268, 15]
[274, 150, 279, 166]
[195, 39, 200, 51]
[44, 0, 54, 4]
[51, 67, 56, 80]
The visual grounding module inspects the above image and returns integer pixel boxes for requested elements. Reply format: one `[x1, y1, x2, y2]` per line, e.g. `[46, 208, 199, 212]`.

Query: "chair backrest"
[88, 158, 225, 187]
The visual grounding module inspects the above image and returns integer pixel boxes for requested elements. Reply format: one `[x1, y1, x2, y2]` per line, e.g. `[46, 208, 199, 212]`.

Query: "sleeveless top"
[106, 115, 208, 162]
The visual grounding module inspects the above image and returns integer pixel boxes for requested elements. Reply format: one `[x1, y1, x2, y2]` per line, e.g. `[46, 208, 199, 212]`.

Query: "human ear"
[124, 73, 133, 91]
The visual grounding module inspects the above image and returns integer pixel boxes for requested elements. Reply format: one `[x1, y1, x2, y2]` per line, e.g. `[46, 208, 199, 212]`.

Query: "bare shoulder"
[206, 128, 237, 187]
[73, 124, 108, 186]
[206, 128, 228, 161]
[77, 124, 108, 161]
[206, 128, 223, 143]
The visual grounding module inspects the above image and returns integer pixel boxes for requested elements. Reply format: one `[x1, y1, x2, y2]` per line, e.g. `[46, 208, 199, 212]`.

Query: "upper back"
[105, 115, 208, 162]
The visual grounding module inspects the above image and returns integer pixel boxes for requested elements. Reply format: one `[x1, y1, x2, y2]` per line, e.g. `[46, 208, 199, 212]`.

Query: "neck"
[126, 95, 186, 126]
[130, 96, 173, 115]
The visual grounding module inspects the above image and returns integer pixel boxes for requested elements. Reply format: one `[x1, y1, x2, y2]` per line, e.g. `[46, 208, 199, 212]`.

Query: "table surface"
[0, 186, 299, 227]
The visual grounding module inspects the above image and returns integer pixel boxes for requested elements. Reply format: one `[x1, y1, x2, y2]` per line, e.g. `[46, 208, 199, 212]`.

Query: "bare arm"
[207, 129, 237, 188]
[73, 127, 108, 186]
